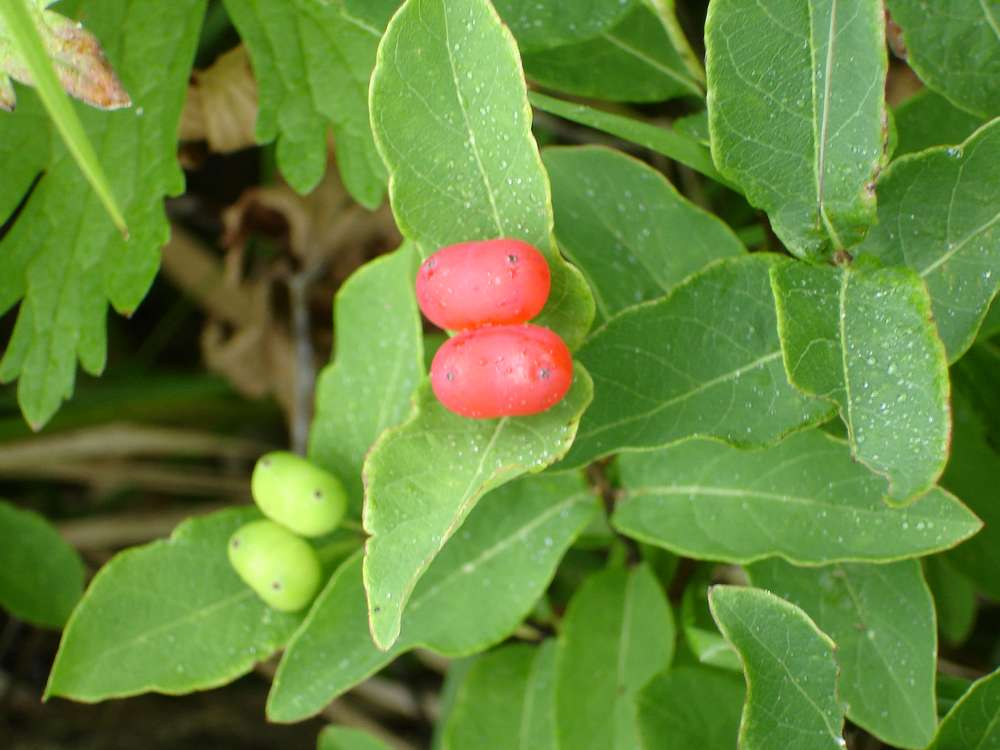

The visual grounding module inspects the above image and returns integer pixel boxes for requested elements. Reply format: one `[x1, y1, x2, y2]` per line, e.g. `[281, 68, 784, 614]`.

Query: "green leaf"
[747, 560, 937, 749]
[708, 585, 846, 750]
[224, 0, 386, 206]
[554, 564, 675, 750]
[924, 555, 977, 646]
[613, 430, 981, 564]
[529, 91, 727, 184]
[0, 0, 205, 430]
[362, 367, 592, 649]
[770, 261, 951, 503]
[493, 0, 635, 53]
[343, 0, 398, 31]
[442, 642, 557, 750]
[894, 90, 985, 157]
[267, 473, 597, 722]
[927, 667, 1000, 750]
[543, 145, 745, 323]
[0, 91, 47, 223]
[680, 570, 741, 671]
[0, 500, 83, 628]
[308, 243, 422, 511]
[318, 727, 392, 750]
[706, 0, 887, 259]
[0, 0, 127, 235]
[856, 119, 1000, 361]
[46, 508, 303, 701]
[522, 1, 702, 103]
[886, 0, 1000, 118]
[636, 666, 745, 750]
[942, 377, 1000, 599]
[431, 658, 476, 750]
[559, 254, 832, 470]
[979, 298, 1000, 342]
[369, 0, 594, 350]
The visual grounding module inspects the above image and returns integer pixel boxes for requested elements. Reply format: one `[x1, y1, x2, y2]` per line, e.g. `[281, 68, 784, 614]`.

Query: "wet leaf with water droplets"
[558, 254, 832, 470]
[368, 0, 594, 350]
[362, 368, 592, 649]
[309, 243, 423, 512]
[544, 145, 745, 324]
[267, 473, 597, 722]
[613, 430, 981, 564]
[747, 560, 937, 749]
[708, 586, 847, 750]
[771, 261, 951, 504]
[46, 508, 303, 701]
[857, 119, 1000, 361]
[705, 0, 887, 260]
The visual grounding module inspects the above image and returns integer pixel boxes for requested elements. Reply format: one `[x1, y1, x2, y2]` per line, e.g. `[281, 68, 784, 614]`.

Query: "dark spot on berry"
[261, 458, 271, 467]
[507, 254, 518, 264]
[373, 606, 382, 613]
[231, 538, 240, 548]
[271, 581, 282, 590]
[538, 367, 551, 380]
[313, 489, 323, 500]
[427, 258, 437, 269]
[446, 370, 456, 381]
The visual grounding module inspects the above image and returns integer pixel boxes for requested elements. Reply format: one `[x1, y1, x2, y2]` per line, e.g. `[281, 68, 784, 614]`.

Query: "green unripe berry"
[251, 451, 347, 537]
[227, 520, 321, 612]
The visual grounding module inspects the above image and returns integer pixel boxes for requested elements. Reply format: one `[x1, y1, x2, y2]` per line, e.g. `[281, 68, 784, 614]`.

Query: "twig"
[58, 503, 230, 549]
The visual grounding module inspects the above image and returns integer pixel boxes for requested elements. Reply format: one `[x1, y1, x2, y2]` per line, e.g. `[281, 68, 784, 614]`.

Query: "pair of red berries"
[416, 239, 574, 419]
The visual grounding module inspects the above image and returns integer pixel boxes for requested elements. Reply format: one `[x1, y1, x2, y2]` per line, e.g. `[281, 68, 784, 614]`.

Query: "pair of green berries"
[227, 452, 348, 612]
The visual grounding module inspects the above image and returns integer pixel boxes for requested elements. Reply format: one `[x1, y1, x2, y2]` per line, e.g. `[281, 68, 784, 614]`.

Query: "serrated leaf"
[493, 0, 635, 53]
[362, 367, 592, 649]
[747, 560, 937, 749]
[558, 254, 832, 470]
[0, 499, 84, 628]
[612, 430, 981, 564]
[894, 90, 985, 157]
[267, 473, 597, 722]
[927, 667, 1000, 750]
[521, 1, 702, 103]
[224, 0, 386, 206]
[318, 727, 392, 750]
[543, 145, 744, 323]
[942, 377, 1000, 599]
[442, 641, 557, 750]
[0, 0, 128, 234]
[886, 0, 1000, 118]
[636, 666, 745, 750]
[554, 564, 674, 750]
[46, 508, 303, 701]
[706, 0, 886, 260]
[0, 91, 47, 221]
[771, 261, 951, 503]
[308, 243, 422, 511]
[0, 0, 205, 430]
[369, 0, 594, 350]
[856, 119, 1000, 361]
[924, 555, 977, 646]
[708, 585, 846, 750]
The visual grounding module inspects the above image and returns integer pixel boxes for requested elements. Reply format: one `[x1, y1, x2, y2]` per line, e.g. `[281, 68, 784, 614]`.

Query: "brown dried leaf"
[180, 45, 258, 154]
[0, 7, 131, 110]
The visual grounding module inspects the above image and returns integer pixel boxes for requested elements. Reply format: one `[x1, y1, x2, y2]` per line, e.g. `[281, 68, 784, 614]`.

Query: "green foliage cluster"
[1, 0, 999, 748]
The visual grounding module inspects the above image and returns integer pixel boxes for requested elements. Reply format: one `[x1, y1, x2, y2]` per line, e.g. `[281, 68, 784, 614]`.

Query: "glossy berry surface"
[415, 239, 551, 330]
[251, 451, 347, 537]
[430, 324, 573, 418]
[227, 520, 321, 612]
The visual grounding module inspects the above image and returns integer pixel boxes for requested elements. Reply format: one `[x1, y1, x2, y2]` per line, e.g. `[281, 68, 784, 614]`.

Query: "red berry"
[430, 324, 573, 418]
[416, 239, 551, 330]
